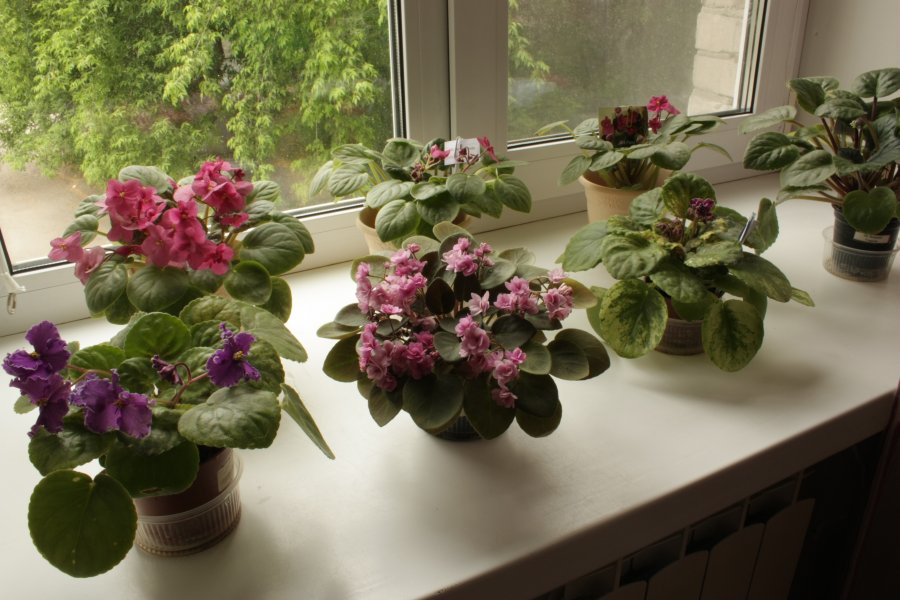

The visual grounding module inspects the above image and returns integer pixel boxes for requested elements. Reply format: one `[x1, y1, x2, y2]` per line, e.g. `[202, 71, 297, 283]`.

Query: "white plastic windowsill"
[1, 174, 897, 599]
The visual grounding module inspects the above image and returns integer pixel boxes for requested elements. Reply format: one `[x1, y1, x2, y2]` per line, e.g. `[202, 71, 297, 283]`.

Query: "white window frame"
[0, 0, 809, 337]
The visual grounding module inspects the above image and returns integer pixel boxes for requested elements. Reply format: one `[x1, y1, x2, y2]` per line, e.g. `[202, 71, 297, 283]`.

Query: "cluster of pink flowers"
[49, 160, 253, 282]
[354, 239, 575, 409]
[647, 95, 680, 134]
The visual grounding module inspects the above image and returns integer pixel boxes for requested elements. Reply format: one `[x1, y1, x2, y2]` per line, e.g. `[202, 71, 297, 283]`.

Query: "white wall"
[798, 0, 900, 83]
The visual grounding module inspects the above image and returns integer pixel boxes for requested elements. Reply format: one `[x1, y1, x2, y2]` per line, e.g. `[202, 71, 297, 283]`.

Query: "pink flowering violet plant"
[4, 296, 332, 578]
[49, 161, 314, 324]
[321, 224, 610, 439]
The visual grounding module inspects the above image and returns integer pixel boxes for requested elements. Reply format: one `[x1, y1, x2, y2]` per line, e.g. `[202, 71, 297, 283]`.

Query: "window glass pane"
[0, 1, 395, 267]
[508, 0, 763, 142]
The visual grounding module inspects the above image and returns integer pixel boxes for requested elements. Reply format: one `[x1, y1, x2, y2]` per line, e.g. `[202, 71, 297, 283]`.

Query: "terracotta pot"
[133, 448, 243, 556]
[356, 206, 473, 253]
[655, 317, 704, 356]
[579, 168, 671, 223]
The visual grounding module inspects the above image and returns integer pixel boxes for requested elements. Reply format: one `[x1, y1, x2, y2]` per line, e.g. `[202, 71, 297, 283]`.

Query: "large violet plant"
[320, 224, 610, 439]
[4, 296, 331, 578]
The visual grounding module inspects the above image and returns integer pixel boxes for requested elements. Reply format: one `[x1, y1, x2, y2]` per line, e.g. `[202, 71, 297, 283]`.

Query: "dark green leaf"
[744, 198, 779, 252]
[462, 377, 514, 439]
[118, 165, 171, 193]
[240, 303, 308, 362]
[334, 303, 368, 327]
[509, 372, 558, 418]
[259, 276, 293, 321]
[515, 400, 562, 437]
[366, 180, 414, 208]
[629, 188, 665, 225]
[84, 259, 127, 314]
[178, 386, 281, 448]
[359, 379, 403, 427]
[316, 321, 360, 340]
[239, 222, 305, 275]
[788, 77, 827, 114]
[104, 441, 199, 497]
[738, 105, 797, 134]
[729, 253, 793, 302]
[425, 278, 455, 315]
[123, 313, 192, 359]
[480, 258, 517, 289]
[492, 315, 537, 349]
[553, 329, 611, 379]
[493, 175, 532, 212]
[852, 67, 900, 98]
[743, 132, 803, 171]
[560, 221, 609, 271]
[559, 155, 592, 185]
[519, 339, 552, 374]
[281, 384, 334, 459]
[547, 339, 590, 380]
[684, 240, 744, 268]
[323, 335, 362, 382]
[328, 163, 370, 197]
[661, 173, 716, 218]
[599, 234, 668, 279]
[779, 149, 836, 187]
[67, 343, 125, 375]
[649, 262, 709, 304]
[375, 199, 420, 242]
[126, 266, 190, 313]
[179, 296, 242, 327]
[843, 187, 898, 234]
[402, 374, 464, 431]
[29, 425, 112, 476]
[417, 193, 460, 225]
[224, 260, 272, 305]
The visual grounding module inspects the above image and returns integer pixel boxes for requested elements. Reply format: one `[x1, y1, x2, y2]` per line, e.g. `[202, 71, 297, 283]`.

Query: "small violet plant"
[322, 226, 610, 439]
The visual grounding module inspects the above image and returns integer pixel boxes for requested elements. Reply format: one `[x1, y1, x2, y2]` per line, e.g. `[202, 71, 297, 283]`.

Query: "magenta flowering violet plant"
[320, 223, 610, 439]
[49, 160, 314, 324]
[538, 95, 729, 190]
[4, 297, 332, 578]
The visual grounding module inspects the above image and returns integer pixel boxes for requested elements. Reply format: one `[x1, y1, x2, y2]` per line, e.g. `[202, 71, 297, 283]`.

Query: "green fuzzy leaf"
[597, 280, 667, 358]
[178, 386, 281, 448]
[104, 441, 199, 498]
[515, 400, 562, 438]
[589, 150, 625, 172]
[224, 260, 272, 305]
[375, 199, 420, 242]
[245, 200, 276, 225]
[366, 180, 414, 208]
[328, 163, 370, 197]
[67, 343, 126, 375]
[334, 303, 368, 327]
[281, 384, 334, 459]
[122, 406, 186, 455]
[599, 234, 668, 279]
[629, 188, 665, 225]
[671, 293, 717, 322]
[123, 313, 192, 359]
[167, 348, 217, 402]
[560, 221, 609, 271]
[14, 395, 35, 414]
[565, 277, 599, 309]
[425, 278, 455, 315]
[729, 253, 793, 302]
[103, 291, 138, 325]
[259, 277, 292, 322]
[519, 339, 551, 374]
[270, 214, 315, 254]
[788, 77, 827, 114]
[739, 105, 797, 134]
[462, 377, 514, 439]
[684, 240, 744, 268]
[814, 97, 866, 121]
[84, 260, 127, 315]
[433, 331, 462, 362]
[242, 338, 285, 393]
[61, 214, 99, 245]
[29, 471, 135, 577]
[309, 161, 334, 197]
[744, 198, 779, 253]
[547, 339, 590, 380]
[743, 132, 803, 171]
[118, 165, 171, 194]
[126, 266, 190, 313]
[246, 180, 281, 204]
[552, 329, 610, 378]
[359, 379, 403, 427]
[650, 142, 691, 170]
[649, 262, 709, 304]
[316, 321, 360, 340]
[509, 372, 558, 418]
[493, 174, 532, 212]
[402, 374, 464, 431]
[492, 314, 537, 349]
[179, 296, 242, 327]
[239, 222, 305, 275]
[480, 258, 517, 289]
[779, 149, 836, 187]
[417, 194, 460, 225]
[852, 67, 900, 98]
[333, 143, 384, 164]
[843, 187, 898, 234]
[28, 425, 112, 476]
[410, 181, 444, 201]
[240, 303, 308, 362]
[661, 173, 716, 218]
[790, 287, 815, 307]
[702, 300, 764, 371]
[560, 155, 592, 185]
[188, 268, 225, 294]
[446, 172, 487, 202]
[382, 139, 421, 168]
[323, 335, 362, 382]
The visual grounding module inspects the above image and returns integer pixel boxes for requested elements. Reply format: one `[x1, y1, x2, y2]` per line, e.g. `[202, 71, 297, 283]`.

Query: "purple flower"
[151, 355, 183, 385]
[18, 374, 72, 437]
[71, 371, 153, 438]
[206, 324, 261, 387]
[3, 321, 70, 381]
[687, 197, 716, 223]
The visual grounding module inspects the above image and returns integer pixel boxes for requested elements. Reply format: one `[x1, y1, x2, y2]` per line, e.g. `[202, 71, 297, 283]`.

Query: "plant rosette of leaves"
[310, 136, 533, 243]
[538, 95, 730, 190]
[741, 67, 900, 234]
[3, 297, 332, 578]
[560, 172, 814, 372]
[49, 161, 315, 325]
[319, 222, 609, 439]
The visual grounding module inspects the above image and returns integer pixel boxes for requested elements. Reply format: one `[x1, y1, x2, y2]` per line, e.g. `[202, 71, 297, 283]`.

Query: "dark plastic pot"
[432, 414, 482, 441]
[826, 208, 899, 281]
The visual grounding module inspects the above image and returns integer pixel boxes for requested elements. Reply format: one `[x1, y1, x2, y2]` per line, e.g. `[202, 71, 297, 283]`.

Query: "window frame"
[0, 0, 810, 336]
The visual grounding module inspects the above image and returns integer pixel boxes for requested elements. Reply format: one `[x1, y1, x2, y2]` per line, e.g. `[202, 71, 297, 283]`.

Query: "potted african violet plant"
[319, 223, 609, 440]
[3, 297, 332, 577]
[559, 172, 813, 372]
[49, 160, 313, 323]
[539, 95, 729, 221]
[310, 136, 532, 251]
[741, 67, 900, 281]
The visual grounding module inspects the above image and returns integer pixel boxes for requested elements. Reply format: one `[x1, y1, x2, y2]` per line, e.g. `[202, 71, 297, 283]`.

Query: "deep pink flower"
[102, 179, 165, 242]
[49, 231, 83, 262]
[191, 242, 234, 275]
[140, 224, 174, 267]
[478, 137, 498, 161]
[430, 145, 451, 161]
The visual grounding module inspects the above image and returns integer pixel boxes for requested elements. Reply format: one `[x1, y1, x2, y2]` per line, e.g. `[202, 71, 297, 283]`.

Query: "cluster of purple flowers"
[2, 321, 153, 438]
[3, 320, 261, 439]
[355, 238, 575, 408]
[686, 197, 717, 223]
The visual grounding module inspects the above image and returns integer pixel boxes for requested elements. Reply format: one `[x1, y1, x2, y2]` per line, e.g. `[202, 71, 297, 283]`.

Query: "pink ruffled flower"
[442, 237, 478, 276]
[49, 231, 84, 262]
[468, 292, 491, 316]
[541, 284, 574, 321]
[547, 268, 567, 285]
[140, 224, 175, 267]
[495, 276, 539, 315]
[74, 246, 106, 284]
[190, 242, 234, 275]
[355, 262, 374, 312]
[455, 315, 491, 358]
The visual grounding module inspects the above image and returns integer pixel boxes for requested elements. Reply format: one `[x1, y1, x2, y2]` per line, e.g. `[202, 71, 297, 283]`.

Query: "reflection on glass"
[508, 0, 759, 142]
[0, 1, 394, 266]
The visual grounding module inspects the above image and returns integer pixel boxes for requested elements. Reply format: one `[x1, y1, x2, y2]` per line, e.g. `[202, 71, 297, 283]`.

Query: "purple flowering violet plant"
[3, 296, 331, 578]
[321, 223, 610, 439]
